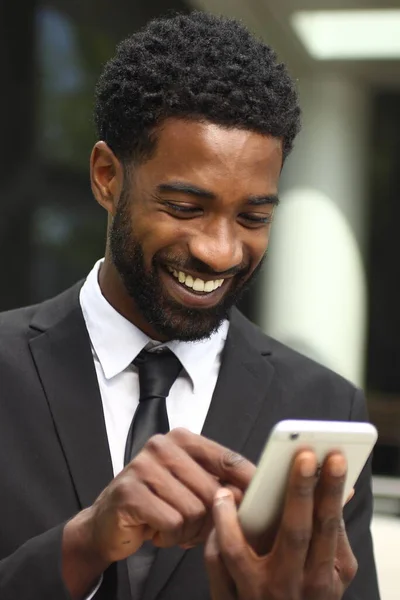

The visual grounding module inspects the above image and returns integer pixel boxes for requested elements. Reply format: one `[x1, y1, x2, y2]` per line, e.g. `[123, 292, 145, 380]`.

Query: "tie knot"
[134, 348, 182, 402]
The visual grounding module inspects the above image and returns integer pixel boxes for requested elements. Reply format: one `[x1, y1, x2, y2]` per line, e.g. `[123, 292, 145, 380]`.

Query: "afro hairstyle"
[94, 11, 301, 165]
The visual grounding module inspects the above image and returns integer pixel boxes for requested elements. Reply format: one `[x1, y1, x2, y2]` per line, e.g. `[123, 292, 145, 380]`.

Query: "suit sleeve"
[0, 524, 71, 600]
[342, 387, 381, 600]
[0, 524, 112, 600]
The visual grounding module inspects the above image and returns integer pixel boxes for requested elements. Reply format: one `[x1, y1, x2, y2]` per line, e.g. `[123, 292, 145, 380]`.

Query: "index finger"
[168, 428, 256, 490]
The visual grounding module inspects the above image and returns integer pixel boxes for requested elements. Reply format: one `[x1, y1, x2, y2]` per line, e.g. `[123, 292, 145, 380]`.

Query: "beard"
[109, 193, 265, 341]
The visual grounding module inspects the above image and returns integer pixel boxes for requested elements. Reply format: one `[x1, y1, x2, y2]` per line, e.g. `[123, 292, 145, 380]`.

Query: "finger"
[305, 453, 346, 578]
[221, 483, 245, 507]
[345, 488, 354, 504]
[168, 428, 256, 491]
[205, 528, 236, 600]
[271, 451, 317, 579]
[181, 509, 214, 548]
[130, 451, 209, 544]
[335, 519, 358, 588]
[116, 479, 185, 550]
[142, 434, 223, 507]
[211, 488, 254, 593]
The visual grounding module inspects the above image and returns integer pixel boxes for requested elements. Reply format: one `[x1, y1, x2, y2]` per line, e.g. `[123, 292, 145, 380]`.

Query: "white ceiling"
[191, 0, 400, 89]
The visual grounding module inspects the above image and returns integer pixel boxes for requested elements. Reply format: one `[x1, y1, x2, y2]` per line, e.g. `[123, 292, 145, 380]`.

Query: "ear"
[90, 141, 124, 216]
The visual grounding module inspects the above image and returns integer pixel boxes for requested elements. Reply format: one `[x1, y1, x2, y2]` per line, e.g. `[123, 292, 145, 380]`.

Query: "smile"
[167, 267, 224, 294]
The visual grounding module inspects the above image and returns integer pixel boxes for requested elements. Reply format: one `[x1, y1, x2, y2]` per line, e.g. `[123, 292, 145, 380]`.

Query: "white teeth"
[167, 267, 225, 293]
[193, 278, 205, 292]
[185, 275, 194, 288]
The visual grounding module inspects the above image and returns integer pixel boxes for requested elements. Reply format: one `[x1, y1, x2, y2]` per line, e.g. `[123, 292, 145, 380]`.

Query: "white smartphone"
[238, 419, 378, 539]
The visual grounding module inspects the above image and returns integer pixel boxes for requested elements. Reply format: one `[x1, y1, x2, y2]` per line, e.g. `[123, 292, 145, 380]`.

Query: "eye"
[163, 201, 202, 218]
[238, 213, 273, 228]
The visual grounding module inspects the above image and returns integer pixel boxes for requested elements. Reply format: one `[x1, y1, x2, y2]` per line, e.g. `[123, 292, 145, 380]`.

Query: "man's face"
[108, 119, 283, 341]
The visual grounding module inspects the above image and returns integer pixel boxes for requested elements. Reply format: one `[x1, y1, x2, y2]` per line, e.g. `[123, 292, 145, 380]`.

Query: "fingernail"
[214, 488, 232, 505]
[329, 455, 347, 477]
[299, 453, 317, 477]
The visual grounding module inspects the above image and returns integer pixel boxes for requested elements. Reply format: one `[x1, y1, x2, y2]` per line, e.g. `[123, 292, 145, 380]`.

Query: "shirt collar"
[79, 259, 229, 391]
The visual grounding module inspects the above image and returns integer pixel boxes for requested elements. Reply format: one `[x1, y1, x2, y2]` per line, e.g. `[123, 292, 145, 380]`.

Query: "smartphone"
[238, 419, 377, 539]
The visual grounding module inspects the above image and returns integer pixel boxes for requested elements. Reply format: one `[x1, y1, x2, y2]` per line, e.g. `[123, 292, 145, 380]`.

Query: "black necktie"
[124, 347, 182, 600]
[124, 348, 182, 465]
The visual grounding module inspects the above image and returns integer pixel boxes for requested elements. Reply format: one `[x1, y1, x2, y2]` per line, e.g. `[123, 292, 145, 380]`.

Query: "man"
[0, 11, 379, 600]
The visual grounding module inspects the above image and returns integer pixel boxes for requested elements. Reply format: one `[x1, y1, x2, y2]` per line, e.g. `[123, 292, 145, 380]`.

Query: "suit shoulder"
[0, 303, 39, 338]
[0, 281, 83, 344]
[231, 308, 358, 396]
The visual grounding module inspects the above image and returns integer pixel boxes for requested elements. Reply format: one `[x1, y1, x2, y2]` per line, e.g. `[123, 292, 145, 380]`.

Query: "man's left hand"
[204, 451, 358, 600]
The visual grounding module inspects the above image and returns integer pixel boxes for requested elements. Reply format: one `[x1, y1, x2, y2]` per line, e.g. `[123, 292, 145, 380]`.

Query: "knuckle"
[303, 575, 333, 599]
[165, 511, 184, 533]
[281, 524, 312, 550]
[258, 576, 294, 600]
[129, 452, 149, 475]
[315, 514, 342, 537]
[341, 555, 358, 586]
[291, 480, 314, 498]
[162, 451, 185, 473]
[144, 434, 167, 454]
[324, 478, 345, 498]
[221, 450, 246, 470]
[112, 475, 135, 503]
[183, 501, 207, 522]
[168, 427, 191, 444]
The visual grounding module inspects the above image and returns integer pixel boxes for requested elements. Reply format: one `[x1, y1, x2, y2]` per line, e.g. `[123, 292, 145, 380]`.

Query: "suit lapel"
[28, 287, 114, 508]
[28, 285, 135, 600]
[200, 315, 275, 451]
[142, 310, 277, 600]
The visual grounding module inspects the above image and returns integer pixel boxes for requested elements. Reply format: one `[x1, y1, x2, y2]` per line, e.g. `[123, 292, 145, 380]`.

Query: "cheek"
[139, 216, 189, 262]
[247, 228, 271, 266]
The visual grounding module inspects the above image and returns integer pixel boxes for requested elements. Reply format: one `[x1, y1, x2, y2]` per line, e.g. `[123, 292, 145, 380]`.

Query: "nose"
[188, 219, 243, 274]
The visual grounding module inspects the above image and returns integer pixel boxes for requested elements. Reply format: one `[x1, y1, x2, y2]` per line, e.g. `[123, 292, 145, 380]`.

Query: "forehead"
[137, 118, 283, 191]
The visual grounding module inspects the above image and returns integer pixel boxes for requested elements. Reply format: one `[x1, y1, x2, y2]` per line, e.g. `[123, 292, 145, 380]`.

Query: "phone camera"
[289, 432, 300, 440]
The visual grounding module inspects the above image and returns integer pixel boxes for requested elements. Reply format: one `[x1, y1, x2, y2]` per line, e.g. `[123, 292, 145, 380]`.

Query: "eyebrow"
[157, 182, 280, 206]
[247, 194, 280, 206]
[157, 182, 215, 199]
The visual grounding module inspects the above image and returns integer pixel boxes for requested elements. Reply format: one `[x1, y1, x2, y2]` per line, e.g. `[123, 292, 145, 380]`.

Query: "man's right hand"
[62, 428, 255, 600]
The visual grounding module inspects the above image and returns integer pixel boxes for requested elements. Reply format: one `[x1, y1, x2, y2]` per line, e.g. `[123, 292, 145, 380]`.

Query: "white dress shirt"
[79, 260, 229, 598]
[79, 259, 229, 478]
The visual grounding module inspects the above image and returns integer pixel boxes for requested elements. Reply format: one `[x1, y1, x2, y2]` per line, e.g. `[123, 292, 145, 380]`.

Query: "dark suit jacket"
[0, 282, 380, 600]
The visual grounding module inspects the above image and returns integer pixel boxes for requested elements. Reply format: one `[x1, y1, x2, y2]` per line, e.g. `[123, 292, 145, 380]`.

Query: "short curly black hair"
[94, 11, 301, 165]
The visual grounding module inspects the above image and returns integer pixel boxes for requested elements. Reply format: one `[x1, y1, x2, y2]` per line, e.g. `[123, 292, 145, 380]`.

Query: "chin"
[149, 306, 227, 342]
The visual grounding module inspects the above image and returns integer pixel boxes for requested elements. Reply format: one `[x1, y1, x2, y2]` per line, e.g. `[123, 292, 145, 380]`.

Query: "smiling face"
[92, 119, 283, 341]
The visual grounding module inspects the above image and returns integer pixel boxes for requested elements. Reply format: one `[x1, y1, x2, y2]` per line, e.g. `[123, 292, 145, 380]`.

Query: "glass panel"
[367, 91, 400, 476]
[0, 1, 191, 310]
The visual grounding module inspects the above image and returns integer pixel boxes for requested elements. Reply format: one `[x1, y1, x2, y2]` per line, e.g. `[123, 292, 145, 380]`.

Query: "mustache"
[158, 255, 249, 278]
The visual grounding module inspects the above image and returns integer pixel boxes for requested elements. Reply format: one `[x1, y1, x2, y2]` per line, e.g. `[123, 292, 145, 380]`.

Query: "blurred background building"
[1, 0, 400, 596]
